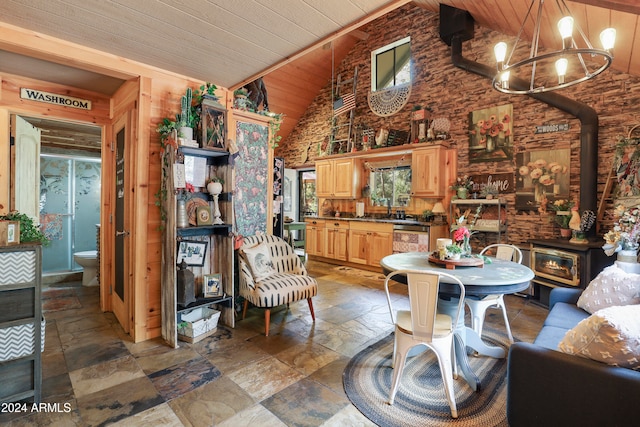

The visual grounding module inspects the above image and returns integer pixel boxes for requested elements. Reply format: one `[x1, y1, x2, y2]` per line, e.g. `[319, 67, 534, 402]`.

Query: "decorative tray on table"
[427, 253, 484, 269]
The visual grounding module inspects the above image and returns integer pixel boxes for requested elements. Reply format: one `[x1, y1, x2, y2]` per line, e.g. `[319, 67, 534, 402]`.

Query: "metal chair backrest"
[480, 244, 523, 264]
[407, 271, 440, 341]
[384, 269, 465, 341]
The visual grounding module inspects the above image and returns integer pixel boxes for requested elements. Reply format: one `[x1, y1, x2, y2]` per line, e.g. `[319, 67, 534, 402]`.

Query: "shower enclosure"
[39, 154, 101, 274]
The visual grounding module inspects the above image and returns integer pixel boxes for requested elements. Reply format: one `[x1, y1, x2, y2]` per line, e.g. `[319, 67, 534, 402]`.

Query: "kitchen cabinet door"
[411, 146, 445, 197]
[325, 220, 349, 261]
[305, 219, 325, 257]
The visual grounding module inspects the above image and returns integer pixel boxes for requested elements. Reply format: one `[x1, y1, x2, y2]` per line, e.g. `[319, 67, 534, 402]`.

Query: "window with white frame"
[371, 36, 411, 91]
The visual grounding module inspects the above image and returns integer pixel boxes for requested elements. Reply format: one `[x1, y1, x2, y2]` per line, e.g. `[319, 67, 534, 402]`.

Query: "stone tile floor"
[1, 261, 548, 426]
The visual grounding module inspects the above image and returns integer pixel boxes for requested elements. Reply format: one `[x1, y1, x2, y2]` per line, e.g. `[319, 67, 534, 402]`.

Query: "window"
[299, 170, 317, 218]
[370, 166, 412, 207]
[371, 37, 411, 91]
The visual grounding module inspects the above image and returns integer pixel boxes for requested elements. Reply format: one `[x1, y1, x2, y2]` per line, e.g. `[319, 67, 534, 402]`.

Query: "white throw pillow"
[242, 242, 275, 281]
[577, 264, 640, 314]
[558, 304, 640, 370]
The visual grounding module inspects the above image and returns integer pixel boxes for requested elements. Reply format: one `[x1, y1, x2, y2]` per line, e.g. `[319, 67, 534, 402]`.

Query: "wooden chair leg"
[307, 297, 315, 321]
[264, 308, 271, 336]
[242, 299, 249, 320]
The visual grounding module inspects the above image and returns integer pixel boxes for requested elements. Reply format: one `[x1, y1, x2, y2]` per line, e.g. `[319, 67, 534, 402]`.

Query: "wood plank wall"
[0, 23, 230, 343]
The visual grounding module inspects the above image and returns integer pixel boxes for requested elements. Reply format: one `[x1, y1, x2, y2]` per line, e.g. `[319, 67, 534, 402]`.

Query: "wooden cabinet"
[325, 220, 349, 261]
[0, 244, 42, 403]
[348, 221, 393, 266]
[316, 158, 360, 198]
[161, 145, 234, 348]
[305, 219, 325, 257]
[411, 145, 448, 197]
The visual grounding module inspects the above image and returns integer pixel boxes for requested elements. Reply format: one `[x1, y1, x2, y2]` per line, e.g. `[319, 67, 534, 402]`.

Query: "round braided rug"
[343, 329, 510, 426]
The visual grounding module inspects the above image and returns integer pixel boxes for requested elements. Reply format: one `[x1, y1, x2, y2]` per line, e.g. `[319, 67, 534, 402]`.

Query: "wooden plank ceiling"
[1, 1, 639, 148]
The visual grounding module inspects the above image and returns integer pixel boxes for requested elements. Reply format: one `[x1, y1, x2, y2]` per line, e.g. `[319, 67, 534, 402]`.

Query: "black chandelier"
[493, 0, 616, 95]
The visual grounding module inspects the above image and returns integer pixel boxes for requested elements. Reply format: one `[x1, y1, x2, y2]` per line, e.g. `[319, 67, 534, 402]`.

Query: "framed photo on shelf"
[177, 240, 208, 266]
[203, 273, 223, 298]
[196, 205, 213, 225]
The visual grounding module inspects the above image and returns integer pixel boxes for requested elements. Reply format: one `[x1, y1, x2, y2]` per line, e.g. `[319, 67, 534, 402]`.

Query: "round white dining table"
[380, 251, 535, 391]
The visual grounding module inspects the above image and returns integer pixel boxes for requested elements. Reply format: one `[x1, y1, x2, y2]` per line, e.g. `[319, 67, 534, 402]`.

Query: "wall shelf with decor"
[160, 105, 235, 347]
[450, 198, 508, 242]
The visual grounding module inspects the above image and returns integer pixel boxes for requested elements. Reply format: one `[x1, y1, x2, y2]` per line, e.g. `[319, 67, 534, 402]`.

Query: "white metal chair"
[465, 244, 522, 343]
[384, 269, 465, 419]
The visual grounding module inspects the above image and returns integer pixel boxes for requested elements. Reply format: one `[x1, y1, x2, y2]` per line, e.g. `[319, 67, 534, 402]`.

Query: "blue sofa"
[506, 287, 640, 427]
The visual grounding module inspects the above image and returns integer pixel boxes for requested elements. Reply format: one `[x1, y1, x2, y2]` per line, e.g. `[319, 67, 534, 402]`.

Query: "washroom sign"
[20, 88, 92, 110]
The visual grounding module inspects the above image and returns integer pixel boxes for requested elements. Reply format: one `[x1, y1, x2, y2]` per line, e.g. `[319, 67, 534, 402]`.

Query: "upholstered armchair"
[238, 234, 317, 336]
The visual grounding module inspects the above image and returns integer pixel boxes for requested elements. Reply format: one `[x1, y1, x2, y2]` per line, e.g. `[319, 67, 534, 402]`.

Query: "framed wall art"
[515, 148, 570, 210]
[203, 273, 223, 298]
[176, 240, 208, 266]
[468, 104, 513, 163]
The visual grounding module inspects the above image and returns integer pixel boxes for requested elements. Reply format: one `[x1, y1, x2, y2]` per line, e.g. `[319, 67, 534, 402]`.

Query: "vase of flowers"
[603, 204, 640, 262]
[176, 182, 195, 228]
[453, 226, 472, 257]
[451, 175, 474, 200]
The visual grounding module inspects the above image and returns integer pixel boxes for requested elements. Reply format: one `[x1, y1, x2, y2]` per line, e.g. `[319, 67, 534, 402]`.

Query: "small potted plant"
[206, 176, 224, 196]
[234, 88, 248, 99]
[177, 87, 195, 141]
[480, 186, 499, 200]
[445, 244, 463, 260]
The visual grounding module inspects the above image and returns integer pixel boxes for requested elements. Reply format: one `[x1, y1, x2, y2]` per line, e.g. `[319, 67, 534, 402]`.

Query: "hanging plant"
[264, 112, 284, 149]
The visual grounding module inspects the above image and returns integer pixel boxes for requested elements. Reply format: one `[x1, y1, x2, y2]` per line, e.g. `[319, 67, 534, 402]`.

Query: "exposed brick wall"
[276, 3, 640, 246]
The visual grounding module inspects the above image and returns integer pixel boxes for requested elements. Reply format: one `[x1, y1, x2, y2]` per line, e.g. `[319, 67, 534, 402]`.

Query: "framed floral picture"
[468, 104, 513, 163]
[515, 148, 570, 210]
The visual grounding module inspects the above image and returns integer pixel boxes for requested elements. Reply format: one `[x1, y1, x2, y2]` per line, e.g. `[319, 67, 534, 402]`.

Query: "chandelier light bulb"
[600, 28, 616, 51]
[556, 58, 568, 84]
[500, 70, 510, 89]
[491, 0, 614, 95]
[558, 16, 574, 39]
[494, 42, 508, 65]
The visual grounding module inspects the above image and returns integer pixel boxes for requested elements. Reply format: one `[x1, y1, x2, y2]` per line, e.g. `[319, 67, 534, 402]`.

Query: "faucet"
[387, 199, 392, 218]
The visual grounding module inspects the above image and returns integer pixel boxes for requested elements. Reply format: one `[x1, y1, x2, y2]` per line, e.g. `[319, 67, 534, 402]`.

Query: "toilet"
[73, 250, 98, 287]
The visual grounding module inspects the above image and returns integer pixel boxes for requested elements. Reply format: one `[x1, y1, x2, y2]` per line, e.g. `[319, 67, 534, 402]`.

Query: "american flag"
[333, 93, 356, 116]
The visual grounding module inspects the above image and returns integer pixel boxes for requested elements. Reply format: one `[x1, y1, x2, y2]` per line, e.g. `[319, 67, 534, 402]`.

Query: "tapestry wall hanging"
[515, 148, 570, 210]
[613, 136, 640, 200]
[468, 104, 513, 163]
[234, 121, 269, 237]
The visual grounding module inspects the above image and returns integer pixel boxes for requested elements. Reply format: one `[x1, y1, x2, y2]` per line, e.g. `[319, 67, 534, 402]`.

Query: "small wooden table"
[381, 251, 534, 391]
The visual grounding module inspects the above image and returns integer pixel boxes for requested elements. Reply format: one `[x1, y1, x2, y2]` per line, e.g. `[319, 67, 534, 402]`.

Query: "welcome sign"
[20, 88, 92, 110]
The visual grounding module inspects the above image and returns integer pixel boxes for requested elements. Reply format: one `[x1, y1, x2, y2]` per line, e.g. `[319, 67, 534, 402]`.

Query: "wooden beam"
[230, 0, 412, 90]
[569, 0, 640, 15]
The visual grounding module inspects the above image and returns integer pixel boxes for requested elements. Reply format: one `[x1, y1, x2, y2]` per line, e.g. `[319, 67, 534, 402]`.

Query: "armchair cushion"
[242, 241, 276, 281]
[577, 264, 640, 314]
[245, 272, 317, 308]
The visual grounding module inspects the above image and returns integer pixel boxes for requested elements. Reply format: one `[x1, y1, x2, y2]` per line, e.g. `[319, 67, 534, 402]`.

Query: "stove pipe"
[447, 33, 599, 233]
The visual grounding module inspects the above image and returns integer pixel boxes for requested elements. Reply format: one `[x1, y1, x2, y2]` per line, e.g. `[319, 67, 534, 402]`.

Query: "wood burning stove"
[529, 239, 614, 306]
[531, 248, 579, 287]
